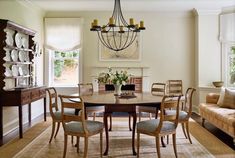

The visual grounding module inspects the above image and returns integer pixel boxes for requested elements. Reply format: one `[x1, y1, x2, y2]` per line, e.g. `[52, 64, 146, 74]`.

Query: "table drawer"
[21, 91, 31, 104]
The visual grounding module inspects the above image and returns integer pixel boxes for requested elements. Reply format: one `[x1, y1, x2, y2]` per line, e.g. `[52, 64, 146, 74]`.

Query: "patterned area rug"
[13, 118, 216, 158]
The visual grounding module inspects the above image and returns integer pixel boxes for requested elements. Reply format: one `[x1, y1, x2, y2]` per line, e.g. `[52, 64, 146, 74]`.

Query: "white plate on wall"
[12, 65, 18, 77]
[19, 51, 25, 62]
[18, 66, 23, 76]
[4, 28, 15, 46]
[4, 67, 12, 77]
[22, 65, 29, 76]
[11, 50, 18, 62]
[15, 33, 23, 48]
[22, 35, 29, 48]
[3, 48, 11, 62]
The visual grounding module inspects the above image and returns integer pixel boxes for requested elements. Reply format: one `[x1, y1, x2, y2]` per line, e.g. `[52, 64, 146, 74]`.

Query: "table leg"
[28, 103, 31, 123]
[131, 112, 137, 155]
[44, 97, 46, 121]
[0, 106, 3, 146]
[18, 106, 23, 138]
[103, 112, 110, 156]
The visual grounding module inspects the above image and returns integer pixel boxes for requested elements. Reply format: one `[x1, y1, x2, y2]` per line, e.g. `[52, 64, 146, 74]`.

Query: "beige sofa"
[199, 93, 235, 145]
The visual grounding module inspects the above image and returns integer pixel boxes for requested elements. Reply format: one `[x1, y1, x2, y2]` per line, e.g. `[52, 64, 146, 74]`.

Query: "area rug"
[10, 118, 220, 158]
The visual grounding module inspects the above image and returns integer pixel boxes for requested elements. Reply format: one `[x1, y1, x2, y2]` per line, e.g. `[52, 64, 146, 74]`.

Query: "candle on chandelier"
[129, 18, 134, 25]
[120, 26, 124, 31]
[135, 24, 139, 29]
[109, 17, 114, 25]
[93, 19, 98, 26]
[140, 21, 144, 28]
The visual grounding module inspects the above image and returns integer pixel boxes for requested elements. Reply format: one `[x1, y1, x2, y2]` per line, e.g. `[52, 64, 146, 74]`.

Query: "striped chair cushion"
[137, 119, 175, 133]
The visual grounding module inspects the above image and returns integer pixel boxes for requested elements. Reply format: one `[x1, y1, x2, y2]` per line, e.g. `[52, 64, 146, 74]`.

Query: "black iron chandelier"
[90, 0, 145, 52]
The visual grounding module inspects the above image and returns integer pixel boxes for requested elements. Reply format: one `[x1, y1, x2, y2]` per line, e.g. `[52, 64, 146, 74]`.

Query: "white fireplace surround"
[91, 66, 150, 92]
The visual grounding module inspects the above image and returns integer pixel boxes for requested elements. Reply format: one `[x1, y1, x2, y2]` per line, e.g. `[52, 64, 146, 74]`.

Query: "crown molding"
[193, 8, 222, 16]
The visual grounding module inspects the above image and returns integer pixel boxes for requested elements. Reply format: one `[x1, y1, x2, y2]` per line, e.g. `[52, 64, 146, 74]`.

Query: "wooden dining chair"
[46, 87, 75, 143]
[167, 80, 183, 95]
[165, 87, 196, 144]
[137, 95, 182, 158]
[59, 95, 104, 158]
[78, 83, 104, 120]
[137, 83, 166, 121]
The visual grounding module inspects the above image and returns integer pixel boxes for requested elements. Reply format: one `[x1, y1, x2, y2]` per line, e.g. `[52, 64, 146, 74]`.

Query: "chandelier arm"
[98, 32, 112, 50]
[121, 29, 130, 49]
[117, 0, 129, 26]
[119, 32, 123, 49]
[104, 32, 113, 49]
[112, 28, 119, 50]
[122, 32, 137, 50]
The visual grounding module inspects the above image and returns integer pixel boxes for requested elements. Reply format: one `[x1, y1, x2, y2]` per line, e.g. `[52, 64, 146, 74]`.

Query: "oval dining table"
[71, 92, 162, 156]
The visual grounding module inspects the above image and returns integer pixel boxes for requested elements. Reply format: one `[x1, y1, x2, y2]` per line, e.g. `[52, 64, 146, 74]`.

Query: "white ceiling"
[26, 0, 235, 12]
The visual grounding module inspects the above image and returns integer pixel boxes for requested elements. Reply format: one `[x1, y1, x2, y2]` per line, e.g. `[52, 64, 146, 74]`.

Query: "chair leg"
[63, 134, 68, 158]
[155, 136, 161, 158]
[138, 112, 141, 122]
[149, 113, 152, 120]
[186, 122, 192, 144]
[77, 136, 80, 153]
[84, 137, 88, 158]
[100, 132, 103, 158]
[172, 134, 178, 158]
[54, 122, 60, 138]
[167, 135, 169, 144]
[93, 112, 96, 121]
[202, 118, 205, 127]
[129, 115, 132, 131]
[181, 123, 187, 139]
[137, 132, 140, 158]
[71, 136, 74, 145]
[109, 114, 112, 131]
[49, 121, 56, 143]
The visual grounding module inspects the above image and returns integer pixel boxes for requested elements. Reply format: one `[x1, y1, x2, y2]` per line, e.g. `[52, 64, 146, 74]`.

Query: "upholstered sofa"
[199, 93, 235, 145]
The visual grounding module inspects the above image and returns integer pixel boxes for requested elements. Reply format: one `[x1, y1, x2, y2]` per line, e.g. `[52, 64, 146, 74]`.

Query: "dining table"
[71, 91, 162, 156]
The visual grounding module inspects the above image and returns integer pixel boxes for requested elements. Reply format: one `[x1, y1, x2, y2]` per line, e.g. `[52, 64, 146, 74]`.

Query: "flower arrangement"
[98, 68, 130, 85]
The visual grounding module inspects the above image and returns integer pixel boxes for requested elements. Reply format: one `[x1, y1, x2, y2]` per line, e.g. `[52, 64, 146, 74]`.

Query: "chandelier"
[90, 0, 145, 52]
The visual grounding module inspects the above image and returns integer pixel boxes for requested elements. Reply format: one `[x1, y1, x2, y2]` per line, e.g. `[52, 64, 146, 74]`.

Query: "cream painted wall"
[45, 11, 195, 93]
[0, 0, 45, 135]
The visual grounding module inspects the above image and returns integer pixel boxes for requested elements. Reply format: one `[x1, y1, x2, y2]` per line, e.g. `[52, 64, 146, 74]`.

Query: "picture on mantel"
[99, 34, 141, 61]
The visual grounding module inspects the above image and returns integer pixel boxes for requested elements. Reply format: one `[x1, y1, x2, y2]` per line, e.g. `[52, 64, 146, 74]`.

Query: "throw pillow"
[217, 87, 225, 106]
[221, 88, 235, 109]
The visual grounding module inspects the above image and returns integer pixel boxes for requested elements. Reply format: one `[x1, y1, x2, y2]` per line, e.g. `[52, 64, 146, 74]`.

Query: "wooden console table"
[0, 86, 46, 145]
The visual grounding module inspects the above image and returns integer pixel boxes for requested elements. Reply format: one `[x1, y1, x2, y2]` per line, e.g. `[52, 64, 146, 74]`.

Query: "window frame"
[222, 42, 235, 87]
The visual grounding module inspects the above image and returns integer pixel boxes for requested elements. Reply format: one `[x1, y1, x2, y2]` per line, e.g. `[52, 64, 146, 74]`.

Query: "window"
[44, 18, 83, 87]
[225, 45, 235, 86]
[220, 13, 235, 86]
[50, 50, 80, 86]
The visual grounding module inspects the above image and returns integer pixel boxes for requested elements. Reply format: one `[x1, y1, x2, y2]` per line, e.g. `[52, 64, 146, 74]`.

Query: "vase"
[114, 84, 122, 96]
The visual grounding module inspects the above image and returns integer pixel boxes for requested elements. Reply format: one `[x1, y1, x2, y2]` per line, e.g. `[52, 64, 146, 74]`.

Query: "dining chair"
[167, 80, 183, 95]
[46, 87, 75, 143]
[78, 83, 104, 120]
[165, 87, 196, 144]
[59, 95, 104, 158]
[105, 84, 135, 131]
[137, 83, 166, 121]
[137, 95, 182, 158]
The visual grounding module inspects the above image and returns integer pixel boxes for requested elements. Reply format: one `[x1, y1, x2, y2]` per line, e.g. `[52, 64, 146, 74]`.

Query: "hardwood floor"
[1, 112, 235, 150]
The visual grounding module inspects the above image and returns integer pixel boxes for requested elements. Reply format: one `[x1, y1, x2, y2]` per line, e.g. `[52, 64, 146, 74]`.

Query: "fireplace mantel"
[91, 66, 150, 92]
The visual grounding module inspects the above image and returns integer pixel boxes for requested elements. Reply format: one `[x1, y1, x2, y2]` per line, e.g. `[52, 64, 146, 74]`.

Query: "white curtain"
[220, 13, 235, 43]
[45, 18, 83, 51]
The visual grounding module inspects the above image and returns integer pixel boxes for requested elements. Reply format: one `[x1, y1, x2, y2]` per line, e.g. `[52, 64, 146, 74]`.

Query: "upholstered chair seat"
[64, 120, 104, 134]
[53, 110, 75, 120]
[165, 110, 188, 120]
[137, 119, 175, 134]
